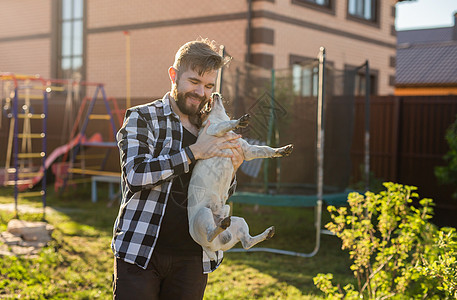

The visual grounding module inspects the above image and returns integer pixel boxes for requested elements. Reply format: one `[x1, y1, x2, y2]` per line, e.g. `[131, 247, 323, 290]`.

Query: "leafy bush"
[313, 182, 457, 299]
[415, 227, 457, 299]
[435, 115, 457, 199]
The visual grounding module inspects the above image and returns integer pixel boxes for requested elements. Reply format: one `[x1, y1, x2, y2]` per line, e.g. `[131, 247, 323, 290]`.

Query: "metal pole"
[42, 86, 48, 219]
[100, 85, 117, 138]
[317, 47, 326, 202]
[264, 69, 275, 194]
[13, 86, 19, 217]
[364, 60, 370, 192]
[216, 45, 225, 94]
[311, 46, 326, 257]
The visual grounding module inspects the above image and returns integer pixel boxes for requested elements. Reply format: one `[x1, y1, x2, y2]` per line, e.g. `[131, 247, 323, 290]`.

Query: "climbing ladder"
[0, 73, 52, 217]
[56, 83, 121, 193]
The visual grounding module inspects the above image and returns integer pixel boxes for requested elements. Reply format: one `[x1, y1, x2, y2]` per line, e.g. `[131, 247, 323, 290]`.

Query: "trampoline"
[218, 47, 371, 257]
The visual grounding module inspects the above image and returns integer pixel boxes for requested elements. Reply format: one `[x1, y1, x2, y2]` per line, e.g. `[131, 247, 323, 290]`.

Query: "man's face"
[172, 68, 217, 116]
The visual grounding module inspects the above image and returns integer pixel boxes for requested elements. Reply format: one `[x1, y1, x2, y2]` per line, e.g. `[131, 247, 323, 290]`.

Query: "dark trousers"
[113, 252, 208, 300]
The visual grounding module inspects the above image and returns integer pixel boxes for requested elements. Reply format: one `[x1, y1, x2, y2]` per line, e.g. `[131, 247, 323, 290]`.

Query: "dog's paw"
[220, 217, 231, 230]
[236, 114, 250, 128]
[275, 144, 294, 157]
[266, 226, 275, 240]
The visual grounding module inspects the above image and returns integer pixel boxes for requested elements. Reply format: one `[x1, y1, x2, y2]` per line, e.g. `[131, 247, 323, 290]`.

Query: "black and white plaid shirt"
[112, 92, 234, 274]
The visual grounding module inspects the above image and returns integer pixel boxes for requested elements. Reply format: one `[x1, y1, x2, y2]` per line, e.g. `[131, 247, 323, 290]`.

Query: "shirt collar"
[162, 92, 176, 117]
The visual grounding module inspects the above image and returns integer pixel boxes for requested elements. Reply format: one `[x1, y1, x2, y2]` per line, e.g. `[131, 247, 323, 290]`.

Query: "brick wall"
[87, 0, 246, 28]
[0, 0, 51, 38]
[250, 0, 396, 95]
[0, 39, 51, 78]
[86, 21, 247, 99]
[0, 0, 52, 77]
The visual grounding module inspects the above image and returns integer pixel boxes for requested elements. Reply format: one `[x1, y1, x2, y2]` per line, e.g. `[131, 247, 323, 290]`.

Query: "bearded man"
[111, 38, 244, 300]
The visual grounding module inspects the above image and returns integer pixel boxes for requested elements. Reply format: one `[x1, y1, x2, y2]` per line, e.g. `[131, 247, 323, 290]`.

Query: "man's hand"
[230, 140, 244, 179]
[189, 121, 241, 161]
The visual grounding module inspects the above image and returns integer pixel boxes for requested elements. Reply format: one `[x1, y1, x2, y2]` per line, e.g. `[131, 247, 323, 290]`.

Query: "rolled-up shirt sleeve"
[117, 109, 189, 193]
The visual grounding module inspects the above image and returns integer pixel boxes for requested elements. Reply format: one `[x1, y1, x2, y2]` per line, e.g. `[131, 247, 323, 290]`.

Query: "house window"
[304, 0, 330, 6]
[348, 0, 377, 22]
[58, 0, 84, 79]
[354, 72, 376, 96]
[292, 0, 334, 14]
[293, 64, 319, 97]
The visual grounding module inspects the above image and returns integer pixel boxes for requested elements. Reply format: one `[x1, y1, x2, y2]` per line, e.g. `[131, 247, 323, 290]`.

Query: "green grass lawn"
[0, 185, 353, 299]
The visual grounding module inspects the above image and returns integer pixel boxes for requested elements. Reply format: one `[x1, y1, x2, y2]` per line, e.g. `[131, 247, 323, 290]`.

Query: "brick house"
[0, 0, 401, 179]
[0, 0, 398, 102]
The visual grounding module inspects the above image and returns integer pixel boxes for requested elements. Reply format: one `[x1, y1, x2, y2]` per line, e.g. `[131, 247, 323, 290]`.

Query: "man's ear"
[168, 67, 177, 84]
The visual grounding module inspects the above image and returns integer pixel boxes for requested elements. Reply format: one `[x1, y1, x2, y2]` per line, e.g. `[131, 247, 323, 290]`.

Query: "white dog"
[188, 93, 293, 260]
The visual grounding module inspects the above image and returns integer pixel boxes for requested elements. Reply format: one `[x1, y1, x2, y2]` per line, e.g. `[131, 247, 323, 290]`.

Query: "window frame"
[346, 0, 380, 28]
[351, 67, 378, 96]
[56, 0, 86, 80]
[290, 55, 336, 98]
[291, 0, 335, 15]
[290, 55, 320, 98]
[292, 63, 320, 97]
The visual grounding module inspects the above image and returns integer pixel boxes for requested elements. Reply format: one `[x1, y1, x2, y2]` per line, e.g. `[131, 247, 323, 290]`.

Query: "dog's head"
[209, 92, 226, 115]
[192, 92, 228, 128]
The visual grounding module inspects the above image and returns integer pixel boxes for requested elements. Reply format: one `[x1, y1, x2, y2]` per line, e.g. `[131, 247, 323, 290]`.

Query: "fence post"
[391, 96, 401, 182]
[317, 47, 326, 202]
[364, 60, 370, 192]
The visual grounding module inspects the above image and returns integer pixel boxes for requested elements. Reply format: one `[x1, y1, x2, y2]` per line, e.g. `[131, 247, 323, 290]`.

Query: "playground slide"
[17, 133, 103, 191]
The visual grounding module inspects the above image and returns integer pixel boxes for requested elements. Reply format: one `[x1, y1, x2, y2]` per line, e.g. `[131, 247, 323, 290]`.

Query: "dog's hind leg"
[220, 217, 275, 251]
[239, 222, 275, 249]
[208, 215, 231, 242]
[191, 206, 231, 243]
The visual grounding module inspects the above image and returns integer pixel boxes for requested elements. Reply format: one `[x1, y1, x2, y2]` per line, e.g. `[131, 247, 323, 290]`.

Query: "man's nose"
[195, 84, 205, 97]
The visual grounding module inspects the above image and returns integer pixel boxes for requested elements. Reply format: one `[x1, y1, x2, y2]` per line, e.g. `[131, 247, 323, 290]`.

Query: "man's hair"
[173, 38, 231, 78]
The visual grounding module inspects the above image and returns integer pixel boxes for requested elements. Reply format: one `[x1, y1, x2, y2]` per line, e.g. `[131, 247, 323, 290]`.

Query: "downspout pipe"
[246, 0, 252, 63]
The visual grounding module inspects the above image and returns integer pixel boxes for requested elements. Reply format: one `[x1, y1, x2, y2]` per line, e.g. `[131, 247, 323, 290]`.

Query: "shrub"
[314, 182, 456, 299]
[415, 227, 457, 299]
[435, 115, 457, 199]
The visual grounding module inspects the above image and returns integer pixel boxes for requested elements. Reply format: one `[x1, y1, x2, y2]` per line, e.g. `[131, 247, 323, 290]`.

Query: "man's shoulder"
[127, 98, 167, 117]
[130, 98, 163, 110]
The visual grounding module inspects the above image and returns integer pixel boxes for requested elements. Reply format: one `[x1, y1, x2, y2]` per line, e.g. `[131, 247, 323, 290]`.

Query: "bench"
[91, 175, 120, 203]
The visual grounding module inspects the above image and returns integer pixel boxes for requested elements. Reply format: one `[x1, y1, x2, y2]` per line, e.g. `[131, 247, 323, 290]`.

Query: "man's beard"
[173, 88, 208, 117]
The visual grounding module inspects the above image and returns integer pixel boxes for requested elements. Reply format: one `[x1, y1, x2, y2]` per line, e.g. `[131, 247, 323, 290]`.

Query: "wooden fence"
[2, 92, 457, 210]
[351, 95, 457, 207]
